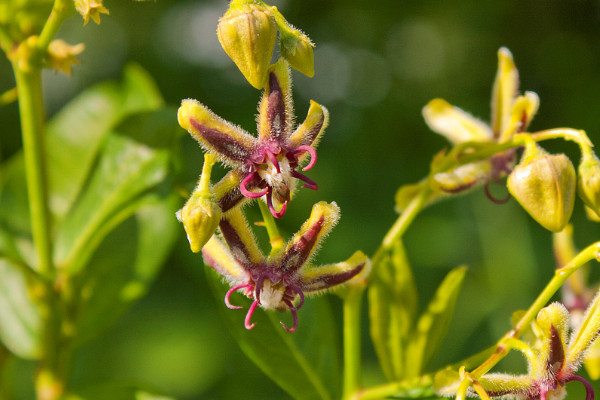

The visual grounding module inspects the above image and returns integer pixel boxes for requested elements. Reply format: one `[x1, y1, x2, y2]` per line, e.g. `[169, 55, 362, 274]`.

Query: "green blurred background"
[2, 0, 600, 398]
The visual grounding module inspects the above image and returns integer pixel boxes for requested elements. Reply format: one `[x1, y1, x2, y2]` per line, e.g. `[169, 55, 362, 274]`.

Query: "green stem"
[342, 288, 364, 400]
[35, 0, 73, 62]
[258, 200, 283, 256]
[351, 374, 433, 400]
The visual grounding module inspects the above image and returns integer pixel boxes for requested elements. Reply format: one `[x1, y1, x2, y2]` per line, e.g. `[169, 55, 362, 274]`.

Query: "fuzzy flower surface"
[74, 0, 109, 25]
[422, 47, 539, 200]
[178, 60, 328, 218]
[436, 298, 600, 399]
[202, 201, 368, 332]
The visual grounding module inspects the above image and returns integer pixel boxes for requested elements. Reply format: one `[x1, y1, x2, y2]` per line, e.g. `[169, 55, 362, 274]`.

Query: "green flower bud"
[177, 189, 222, 253]
[508, 149, 576, 232]
[279, 28, 314, 77]
[217, 4, 277, 89]
[577, 153, 600, 216]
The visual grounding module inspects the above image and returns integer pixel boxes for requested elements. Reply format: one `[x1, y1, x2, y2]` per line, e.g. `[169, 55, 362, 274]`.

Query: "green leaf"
[206, 269, 340, 400]
[66, 384, 176, 400]
[73, 192, 180, 345]
[405, 266, 467, 377]
[368, 240, 418, 381]
[53, 109, 179, 274]
[0, 259, 42, 359]
[46, 63, 164, 222]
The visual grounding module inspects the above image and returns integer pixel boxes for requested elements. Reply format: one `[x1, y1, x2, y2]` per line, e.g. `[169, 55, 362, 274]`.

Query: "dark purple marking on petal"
[225, 283, 253, 309]
[291, 170, 318, 190]
[302, 263, 366, 293]
[219, 218, 256, 270]
[278, 216, 325, 272]
[254, 274, 266, 305]
[240, 172, 268, 198]
[189, 118, 254, 162]
[266, 188, 287, 218]
[245, 300, 259, 330]
[266, 73, 286, 140]
[484, 182, 511, 204]
[547, 324, 566, 375]
[281, 300, 298, 332]
[566, 375, 594, 400]
[292, 145, 317, 171]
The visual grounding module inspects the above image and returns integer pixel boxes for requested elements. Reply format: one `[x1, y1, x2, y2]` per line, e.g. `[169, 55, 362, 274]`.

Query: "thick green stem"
[342, 288, 364, 400]
[258, 200, 284, 256]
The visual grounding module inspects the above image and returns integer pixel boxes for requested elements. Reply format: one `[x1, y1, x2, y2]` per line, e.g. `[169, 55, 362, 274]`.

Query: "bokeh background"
[2, 0, 600, 398]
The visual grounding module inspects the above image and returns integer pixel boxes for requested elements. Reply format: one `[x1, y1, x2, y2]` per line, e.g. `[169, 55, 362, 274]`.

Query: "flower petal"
[567, 290, 600, 374]
[202, 236, 248, 285]
[258, 59, 293, 142]
[286, 100, 329, 149]
[270, 201, 340, 272]
[423, 98, 493, 145]
[499, 91, 540, 142]
[299, 251, 369, 293]
[212, 169, 249, 213]
[218, 208, 265, 271]
[491, 47, 519, 137]
[432, 160, 492, 193]
[178, 99, 258, 167]
[536, 303, 569, 377]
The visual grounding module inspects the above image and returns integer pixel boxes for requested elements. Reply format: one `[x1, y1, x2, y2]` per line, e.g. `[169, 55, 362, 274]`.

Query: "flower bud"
[279, 29, 314, 77]
[508, 151, 576, 232]
[578, 154, 600, 217]
[176, 189, 222, 253]
[217, 4, 277, 89]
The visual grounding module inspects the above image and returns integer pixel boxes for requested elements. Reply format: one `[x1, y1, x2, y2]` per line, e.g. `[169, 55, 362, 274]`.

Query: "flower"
[46, 39, 85, 75]
[202, 201, 369, 331]
[422, 47, 539, 201]
[178, 59, 328, 218]
[74, 0, 109, 25]
[436, 298, 600, 399]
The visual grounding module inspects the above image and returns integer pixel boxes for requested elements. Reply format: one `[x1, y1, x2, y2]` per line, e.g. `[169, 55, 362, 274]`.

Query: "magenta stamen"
[293, 145, 317, 171]
[287, 285, 305, 311]
[225, 283, 252, 309]
[240, 172, 268, 198]
[281, 300, 298, 332]
[266, 189, 288, 218]
[265, 150, 281, 173]
[567, 375, 594, 400]
[245, 300, 259, 330]
[291, 170, 318, 191]
[484, 182, 510, 204]
[540, 389, 547, 400]
[254, 275, 265, 305]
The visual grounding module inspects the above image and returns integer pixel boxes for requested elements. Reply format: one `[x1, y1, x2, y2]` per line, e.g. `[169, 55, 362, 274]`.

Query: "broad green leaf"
[206, 269, 340, 400]
[74, 193, 179, 345]
[368, 240, 418, 381]
[53, 109, 179, 274]
[66, 384, 175, 400]
[46, 63, 164, 222]
[0, 259, 42, 359]
[405, 266, 467, 377]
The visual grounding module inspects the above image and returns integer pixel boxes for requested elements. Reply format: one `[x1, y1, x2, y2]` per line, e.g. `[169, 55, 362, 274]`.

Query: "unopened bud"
[177, 189, 222, 253]
[508, 150, 576, 232]
[217, 4, 277, 89]
[279, 29, 314, 77]
[578, 154, 600, 217]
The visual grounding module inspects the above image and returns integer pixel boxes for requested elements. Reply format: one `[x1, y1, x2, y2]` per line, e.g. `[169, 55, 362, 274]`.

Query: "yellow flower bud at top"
[508, 146, 576, 232]
[578, 153, 600, 217]
[279, 28, 315, 77]
[217, 4, 277, 89]
[176, 188, 222, 253]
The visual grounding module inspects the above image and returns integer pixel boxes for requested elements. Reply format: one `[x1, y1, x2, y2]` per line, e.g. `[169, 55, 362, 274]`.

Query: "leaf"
[405, 266, 467, 377]
[53, 109, 179, 274]
[206, 269, 340, 400]
[73, 192, 180, 345]
[66, 383, 176, 400]
[0, 259, 42, 359]
[368, 240, 418, 381]
[46, 64, 164, 222]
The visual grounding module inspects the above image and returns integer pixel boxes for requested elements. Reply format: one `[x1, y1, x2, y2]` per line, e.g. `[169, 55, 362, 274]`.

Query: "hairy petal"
[286, 100, 329, 149]
[219, 208, 265, 271]
[567, 290, 600, 374]
[300, 251, 369, 293]
[271, 201, 341, 273]
[423, 98, 493, 145]
[491, 47, 519, 137]
[213, 169, 248, 213]
[499, 91, 540, 142]
[178, 99, 257, 167]
[202, 236, 248, 285]
[536, 303, 569, 378]
[258, 59, 294, 142]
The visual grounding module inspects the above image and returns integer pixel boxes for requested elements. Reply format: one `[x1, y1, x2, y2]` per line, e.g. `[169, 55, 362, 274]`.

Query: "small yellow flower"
[46, 39, 85, 75]
[74, 0, 110, 25]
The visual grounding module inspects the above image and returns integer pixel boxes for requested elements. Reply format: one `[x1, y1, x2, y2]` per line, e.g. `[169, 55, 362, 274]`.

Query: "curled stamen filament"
[240, 172, 268, 198]
[484, 182, 510, 204]
[291, 170, 318, 191]
[293, 145, 317, 171]
[287, 285, 305, 311]
[566, 375, 594, 400]
[266, 188, 288, 218]
[265, 150, 281, 173]
[281, 300, 298, 332]
[245, 300, 259, 330]
[225, 283, 253, 309]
